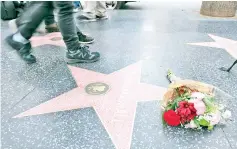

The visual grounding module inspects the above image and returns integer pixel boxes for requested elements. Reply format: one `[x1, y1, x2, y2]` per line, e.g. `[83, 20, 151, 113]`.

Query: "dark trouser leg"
[53, 1, 80, 51]
[44, 6, 81, 33]
[15, 2, 40, 27]
[18, 2, 52, 39]
[44, 8, 56, 26]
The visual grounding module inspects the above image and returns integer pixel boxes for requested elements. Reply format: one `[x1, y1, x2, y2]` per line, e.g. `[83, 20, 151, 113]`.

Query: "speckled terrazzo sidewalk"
[1, 1, 237, 149]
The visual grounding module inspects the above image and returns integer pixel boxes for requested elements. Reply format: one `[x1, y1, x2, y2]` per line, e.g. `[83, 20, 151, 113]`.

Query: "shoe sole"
[78, 17, 108, 22]
[79, 39, 94, 44]
[66, 57, 100, 64]
[78, 19, 97, 22]
[96, 16, 109, 20]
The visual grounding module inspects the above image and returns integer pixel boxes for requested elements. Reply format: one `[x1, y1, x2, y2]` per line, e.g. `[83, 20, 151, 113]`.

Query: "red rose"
[163, 110, 181, 126]
[177, 101, 197, 124]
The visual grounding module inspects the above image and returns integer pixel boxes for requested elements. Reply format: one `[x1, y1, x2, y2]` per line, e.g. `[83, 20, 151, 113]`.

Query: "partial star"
[30, 32, 65, 48]
[14, 62, 167, 149]
[187, 34, 237, 59]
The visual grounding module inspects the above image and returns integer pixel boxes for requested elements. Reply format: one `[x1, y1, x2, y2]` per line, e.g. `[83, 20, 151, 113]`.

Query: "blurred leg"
[95, 1, 107, 17]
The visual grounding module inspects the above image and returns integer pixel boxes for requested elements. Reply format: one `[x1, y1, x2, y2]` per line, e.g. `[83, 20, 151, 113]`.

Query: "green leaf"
[193, 117, 200, 127]
[203, 97, 218, 113]
[199, 119, 209, 126]
[166, 104, 173, 110]
[208, 125, 214, 130]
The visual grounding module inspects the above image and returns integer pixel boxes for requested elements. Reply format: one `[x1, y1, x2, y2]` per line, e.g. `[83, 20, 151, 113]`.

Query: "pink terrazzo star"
[30, 32, 65, 48]
[187, 34, 237, 59]
[14, 61, 167, 149]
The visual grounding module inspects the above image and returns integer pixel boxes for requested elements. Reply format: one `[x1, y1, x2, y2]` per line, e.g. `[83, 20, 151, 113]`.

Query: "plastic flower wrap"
[161, 70, 232, 130]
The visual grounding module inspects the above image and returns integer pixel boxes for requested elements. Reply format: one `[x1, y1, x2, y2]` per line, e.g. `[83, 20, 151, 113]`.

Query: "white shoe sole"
[66, 57, 100, 64]
[79, 39, 94, 44]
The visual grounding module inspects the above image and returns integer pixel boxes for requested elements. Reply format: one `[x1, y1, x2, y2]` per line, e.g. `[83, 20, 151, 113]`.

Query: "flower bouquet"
[161, 70, 232, 130]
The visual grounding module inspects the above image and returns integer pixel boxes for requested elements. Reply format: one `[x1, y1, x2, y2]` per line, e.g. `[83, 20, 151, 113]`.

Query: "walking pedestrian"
[6, 1, 100, 64]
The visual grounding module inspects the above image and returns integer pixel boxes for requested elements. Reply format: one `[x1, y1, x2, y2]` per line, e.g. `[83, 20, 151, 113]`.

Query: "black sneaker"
[78, 32, 94, 44]
[6, 34, 36, 64]
[66, 45, 100, 64]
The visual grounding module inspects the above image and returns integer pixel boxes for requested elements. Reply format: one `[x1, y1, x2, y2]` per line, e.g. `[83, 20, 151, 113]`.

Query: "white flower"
[222, 110, 231, 119]
[191, 92, 205, 100]
[185, 120, 198, 129]
[205, 112, 221, 125]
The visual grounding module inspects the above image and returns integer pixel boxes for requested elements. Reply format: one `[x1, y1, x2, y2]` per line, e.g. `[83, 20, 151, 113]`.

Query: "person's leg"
[95, 1, 108, 19]
[44, 4, 94, 43]
[76, 26, 94, 44]
[6, 1, 52, 63]
[83, 1, 96, 18]
[10, 4, 94, 44]
[45, 2, 94, 43]
[17, 2, 52, 39]
[44, 9, 55, 26]
[11, 1, 46, 33]
[9, 2, 48, 34]
[53, 1, 78, 51]
[44, 9, 59, 33]
[54, 1, 100, 63]
[77, 1, 97, 21]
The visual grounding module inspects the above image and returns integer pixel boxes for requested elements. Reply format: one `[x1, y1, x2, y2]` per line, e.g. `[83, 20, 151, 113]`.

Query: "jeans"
[16, 1, 80, 51]
[44, 8, 55, 26]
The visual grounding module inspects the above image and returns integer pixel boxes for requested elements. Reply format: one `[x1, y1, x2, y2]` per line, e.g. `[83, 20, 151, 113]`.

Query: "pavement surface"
[1, 1, 237, 149]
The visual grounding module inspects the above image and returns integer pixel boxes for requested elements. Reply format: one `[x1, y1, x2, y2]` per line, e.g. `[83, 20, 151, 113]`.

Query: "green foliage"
[203, 96, 218, 113]
[199, 118, 209, 126]
[208, 125, 214, 130]
[193, 117, 200, 128]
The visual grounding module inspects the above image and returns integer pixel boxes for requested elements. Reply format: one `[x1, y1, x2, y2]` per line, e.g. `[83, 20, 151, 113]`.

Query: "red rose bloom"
[163, 110, 181, 126]
[177, 101, 197, 124]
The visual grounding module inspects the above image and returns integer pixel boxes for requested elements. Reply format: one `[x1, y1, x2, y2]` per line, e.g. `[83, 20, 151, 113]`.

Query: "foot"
[77, 14, 97, 22]
[77, 32, 94, 44]
[45, 23, 59, 33]
[66, 45, 100, 64]
[96, 14, 108, 20]
[6, 34, 36, 64]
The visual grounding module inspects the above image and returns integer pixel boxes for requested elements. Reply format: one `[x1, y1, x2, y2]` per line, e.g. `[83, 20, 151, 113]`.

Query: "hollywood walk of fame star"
[14, 61, 167, 149]
[187, 34, 237, 59]
[30, 32, 65, 48]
